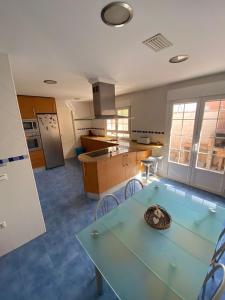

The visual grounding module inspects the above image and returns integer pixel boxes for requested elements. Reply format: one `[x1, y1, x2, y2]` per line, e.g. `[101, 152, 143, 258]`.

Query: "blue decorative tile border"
[132, 130, 164, 134]
[77, 127, 105, 131]
[0, 154, 29, 166]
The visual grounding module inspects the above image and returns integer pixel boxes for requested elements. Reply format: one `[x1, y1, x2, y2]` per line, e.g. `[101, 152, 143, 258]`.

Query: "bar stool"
[141, 156, 163, 180]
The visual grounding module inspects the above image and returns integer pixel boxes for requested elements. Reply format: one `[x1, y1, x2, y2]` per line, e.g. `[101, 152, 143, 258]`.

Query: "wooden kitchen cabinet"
[33, 97, 56, 114]
[82, 162, 99, 193]
[17, 96, 36, 119]
[29, 149, 45, 169]
[17, 95, 57, 119]
[125, 152, 137, 179]
[82, 151, 139, 197]
[105, 154, 125, 189]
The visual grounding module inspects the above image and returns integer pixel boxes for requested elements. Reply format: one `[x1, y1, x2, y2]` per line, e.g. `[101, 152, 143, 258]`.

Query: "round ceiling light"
[169, 55, 189, 63]
[43, 80, 57, 84]
[101, 2, 133, 27]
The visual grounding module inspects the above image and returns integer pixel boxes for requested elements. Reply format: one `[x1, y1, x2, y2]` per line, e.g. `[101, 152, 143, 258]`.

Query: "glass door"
[190, 99, 225, 194]
[167, 101, 198, 184]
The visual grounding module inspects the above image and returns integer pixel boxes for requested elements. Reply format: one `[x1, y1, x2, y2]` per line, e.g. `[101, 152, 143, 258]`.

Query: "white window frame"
[106, 106, 131, 138]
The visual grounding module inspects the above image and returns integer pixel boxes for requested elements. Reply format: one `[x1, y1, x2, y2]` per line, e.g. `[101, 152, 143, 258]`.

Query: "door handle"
[193, 143, 198, 152]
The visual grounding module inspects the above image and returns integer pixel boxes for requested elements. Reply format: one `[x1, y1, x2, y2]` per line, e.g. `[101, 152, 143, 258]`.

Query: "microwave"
[23, 119, 38, 132]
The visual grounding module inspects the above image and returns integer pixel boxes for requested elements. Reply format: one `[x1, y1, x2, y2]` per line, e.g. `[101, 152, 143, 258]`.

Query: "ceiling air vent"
[143, 33, 173, 52]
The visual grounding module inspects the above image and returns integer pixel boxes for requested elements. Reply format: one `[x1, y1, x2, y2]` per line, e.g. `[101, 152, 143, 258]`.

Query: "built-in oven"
[26, 133, 42, 151]
[22, 119, 38, 132]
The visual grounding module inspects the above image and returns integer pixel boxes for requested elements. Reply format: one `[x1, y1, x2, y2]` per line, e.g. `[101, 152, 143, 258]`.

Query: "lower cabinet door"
[125, 152, 138, 179]
[29, 150, 45, 169]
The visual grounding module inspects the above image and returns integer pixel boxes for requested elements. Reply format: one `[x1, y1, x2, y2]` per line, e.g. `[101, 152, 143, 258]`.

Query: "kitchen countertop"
[78, 136, 163, 163]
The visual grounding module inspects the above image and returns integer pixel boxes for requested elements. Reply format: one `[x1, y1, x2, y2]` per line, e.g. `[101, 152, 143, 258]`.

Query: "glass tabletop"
[76, 182, 225, 300]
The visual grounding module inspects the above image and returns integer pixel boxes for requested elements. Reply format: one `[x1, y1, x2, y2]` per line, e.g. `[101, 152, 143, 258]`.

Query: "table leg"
[95, 267, 103, 295]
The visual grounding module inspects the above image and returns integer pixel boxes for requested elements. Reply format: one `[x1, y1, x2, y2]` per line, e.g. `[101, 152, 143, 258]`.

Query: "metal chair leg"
[95, 267, 103, 296]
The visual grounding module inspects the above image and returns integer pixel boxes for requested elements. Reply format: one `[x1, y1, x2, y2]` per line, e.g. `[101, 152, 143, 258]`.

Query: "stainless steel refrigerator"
[37, 113, 64, 169]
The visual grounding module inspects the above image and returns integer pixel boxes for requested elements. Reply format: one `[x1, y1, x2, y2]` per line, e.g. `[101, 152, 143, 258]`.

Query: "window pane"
[172, 104, 184, 119]
[201, 120, 217, 137]
[179, 151, 190, 165]
[210, 155, 225, 172]
[214, 138, 225, 148]
[117, 108, 129, 117]
[182, 120, 195, 136]
[183, 103, 197, 119]
[118, 120, 128, 131]
[107, 119, 116, 130]
[197, 153, 208, 169]
[220, 100, 225, 111]
[117, 133, 130, 138]
[203, 101, 220, 119]
[170, 135, 181, 149]
[171, 119, 182, 134]
[216, 118, 225, 134]
[181, 136, 192, 151]
[218, 111, 225, 119]
[199, 136, 214, 153]
[169, 150, 179, 162]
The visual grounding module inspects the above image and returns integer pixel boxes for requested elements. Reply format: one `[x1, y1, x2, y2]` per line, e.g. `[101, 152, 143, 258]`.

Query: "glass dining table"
[76, 182, 225, 300]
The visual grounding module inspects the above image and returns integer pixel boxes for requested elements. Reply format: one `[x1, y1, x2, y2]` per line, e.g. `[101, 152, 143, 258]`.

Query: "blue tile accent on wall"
[0, 154, 29, 166]
[132, 129, 164, 134]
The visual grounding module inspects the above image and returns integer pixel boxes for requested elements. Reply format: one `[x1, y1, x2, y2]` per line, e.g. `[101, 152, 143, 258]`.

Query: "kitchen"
[1, 1, 225, 300]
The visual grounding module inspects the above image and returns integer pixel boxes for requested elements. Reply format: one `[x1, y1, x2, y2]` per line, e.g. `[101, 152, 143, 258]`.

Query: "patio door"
[190, 99, 225, 194]
[167, 101, 198, 184]
[166, 98, 225, 195]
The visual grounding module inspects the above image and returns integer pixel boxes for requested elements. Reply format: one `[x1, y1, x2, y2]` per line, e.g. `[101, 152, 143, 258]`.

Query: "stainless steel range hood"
[74, 81, 132, 120]
[93, 81, 120, 119]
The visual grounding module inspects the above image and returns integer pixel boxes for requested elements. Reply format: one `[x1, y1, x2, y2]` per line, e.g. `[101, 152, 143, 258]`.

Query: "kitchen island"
[78, 136, 163, 199]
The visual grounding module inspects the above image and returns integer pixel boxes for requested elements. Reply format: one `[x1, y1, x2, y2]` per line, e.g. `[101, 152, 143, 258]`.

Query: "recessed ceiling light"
[169, 55, 189, 63]
[101, 2, 133, 27]
[43, 80, 57, 84]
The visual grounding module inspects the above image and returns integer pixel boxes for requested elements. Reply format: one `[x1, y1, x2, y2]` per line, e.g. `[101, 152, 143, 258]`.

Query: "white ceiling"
[1, 0, 225, 100]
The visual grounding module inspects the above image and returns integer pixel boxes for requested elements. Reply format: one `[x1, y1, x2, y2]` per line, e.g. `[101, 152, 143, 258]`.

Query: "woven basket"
[144, 204, 171, 230]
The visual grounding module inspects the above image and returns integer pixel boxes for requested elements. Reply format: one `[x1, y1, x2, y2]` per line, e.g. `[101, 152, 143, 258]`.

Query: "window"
[106, 107, 130, 138]
[196, 100, 225, 173]
[168, 102, 197, 165]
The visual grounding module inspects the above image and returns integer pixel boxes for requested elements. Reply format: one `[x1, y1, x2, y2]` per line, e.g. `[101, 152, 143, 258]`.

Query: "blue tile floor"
[1, 158, 225, 300]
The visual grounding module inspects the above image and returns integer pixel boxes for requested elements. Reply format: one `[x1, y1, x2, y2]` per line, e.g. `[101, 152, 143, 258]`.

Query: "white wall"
[116, 86, 167, 146]
[0, 53, 46, 256]
[56, 99, 75, 159]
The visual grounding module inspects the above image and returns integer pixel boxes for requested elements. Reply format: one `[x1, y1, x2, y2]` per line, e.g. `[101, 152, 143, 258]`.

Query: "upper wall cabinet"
[33, 97, 56, 114]
[17, 96, 56, 119]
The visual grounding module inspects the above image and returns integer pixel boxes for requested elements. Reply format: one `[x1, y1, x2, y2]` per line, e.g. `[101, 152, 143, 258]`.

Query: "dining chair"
[125, 178, 144, 200]
[94, 194, 120, 295]
[211, 228, 225, 267]
[200, 263, 225, 300]
[95, 194, 120, 220]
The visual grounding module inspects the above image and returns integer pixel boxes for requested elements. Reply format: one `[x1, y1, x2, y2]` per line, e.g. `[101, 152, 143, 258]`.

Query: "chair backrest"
[125, 178, 144, 200]
[200, 263, 225, 300]
[95, 194, 120, 220]
[211, 227, 225, 265]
